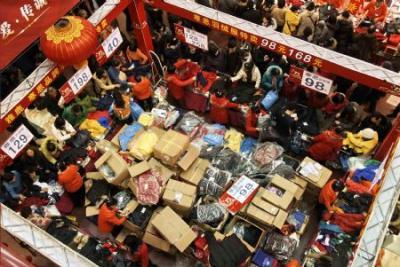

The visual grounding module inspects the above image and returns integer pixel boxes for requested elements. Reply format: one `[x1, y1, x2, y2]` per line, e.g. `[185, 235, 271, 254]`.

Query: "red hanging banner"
[0, 0, 80, 70]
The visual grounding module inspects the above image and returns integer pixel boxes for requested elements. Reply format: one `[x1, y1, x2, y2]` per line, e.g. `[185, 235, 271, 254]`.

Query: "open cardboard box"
[162, 179, 197, 215]
[224, 215, 266, 253]
[262, 175, 297, 210]
[297, 157, 332, 188]
[96, 139, 119, 154]
[128, 127, 166, 160]
[151, 206, 197, 253]
[177, 145, 200, 171]
[180, 158, 210, 186]
[153, 130, 191, 167]
[143, 208, 177, 254]
[94, 150, 130, 185]
[128, 158, 176, 198]
[122, 200, 153, 236]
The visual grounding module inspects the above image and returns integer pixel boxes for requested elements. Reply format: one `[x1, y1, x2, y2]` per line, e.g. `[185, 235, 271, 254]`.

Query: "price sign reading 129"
[1, 125, 34, 159]
[68, 65, 93, 94]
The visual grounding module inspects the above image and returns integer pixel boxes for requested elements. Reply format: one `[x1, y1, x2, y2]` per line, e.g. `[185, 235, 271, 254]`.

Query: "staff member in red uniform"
[124, 235, 151, 267]
[209, 90, 240, 125]
[308, 127, 344, 162]
[319, 179, 345, 219]
[165, 64, 196, 106]
[363, 0, 388, 24]
[57, 162, 84, 207]
[98, 198, 127, 235]
[245, 103, 268, 138]
[132, 75, 153, 111]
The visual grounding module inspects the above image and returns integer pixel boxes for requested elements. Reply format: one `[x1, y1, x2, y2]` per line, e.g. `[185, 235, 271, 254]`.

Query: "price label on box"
[101, 27, 123, 58]
[68, 65, 92, 94]
[301, 70, 333, 95]
[1, 125, 34, 159]
[220, 176, 259, 214]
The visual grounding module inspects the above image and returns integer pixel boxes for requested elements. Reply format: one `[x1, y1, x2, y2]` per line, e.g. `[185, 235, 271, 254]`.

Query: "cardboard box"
[116, 227, 133, 243]
[128, 127, 165, 160]
[94, 150, 129, 185]
[96, 139, 118, 154]
[291, 176, 308, 189]
[153, 130, 190, 166]
[177, 145, 200, 171]
[262, 175, 296, 210]
[111, 124, 129, 148]
[85, 206, 100, 217]
[123, 201, 153, 235]
[163, 179, 197, 214]
[151, 206, 197, 252]
[180, 158, 210, 186]
[224, 216, 266, 252]
[298, 157, 332, 188]
[86, 172, 104, 180]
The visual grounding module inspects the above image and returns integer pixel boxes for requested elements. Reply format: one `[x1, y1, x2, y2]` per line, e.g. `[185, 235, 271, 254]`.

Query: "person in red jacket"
[245, 103, 268, 138]
[124, 235, 150, 267]
[308, 127, 344, 162]
[363, 0, 388, 24]
[209, 90, 240, 125]
[57, 162, 84, 207]
[319, 179, 345, 219]
[132, 75, 153, 111]
[165, 64, 196, 106]
[98, 198, 127, 235]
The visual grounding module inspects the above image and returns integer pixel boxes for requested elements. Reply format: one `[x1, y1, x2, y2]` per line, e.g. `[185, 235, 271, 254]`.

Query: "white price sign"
[227, 176, 258, 203]
[101, 27, 123, 57]
[301, 70, 333, 95]
[68, 65, 92, 94]
[184, 27, 208, 51]
[1, 125, 34, 159]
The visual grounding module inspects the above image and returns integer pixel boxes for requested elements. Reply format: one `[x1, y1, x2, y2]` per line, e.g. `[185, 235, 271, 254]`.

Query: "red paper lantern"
[40, 16, 98, 67]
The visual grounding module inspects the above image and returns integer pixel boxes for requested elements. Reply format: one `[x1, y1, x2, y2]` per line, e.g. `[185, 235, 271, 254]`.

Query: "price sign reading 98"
[1, 125, 34, 159]
[68, 65, 93, 94]
[227, 176, 258, 203]
[300, 70, 333, 95]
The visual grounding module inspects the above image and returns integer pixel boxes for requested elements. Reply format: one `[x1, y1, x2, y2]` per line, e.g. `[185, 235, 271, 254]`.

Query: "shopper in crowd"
[98, 198, 127, 234]
[93, 68, 120, 96]
[40, 137, 63, 165]
[271, 0, 287, 32]
[245, 103, 267, 138]
[132, 75, 153, 111]
[24, 97, 56, 135]
[44, 86, 64, 116]
[231, 61, 262, 90]
[363, 0, 388, 25]
[282, 5, 300, 36]
[107, 58, 131, 86]
[1, 171, 25, 202]
[19, 145, 56, 177]
[163, 37, 182, 66]
[298, 27, 313, 42]
[323, 92, 348, 115]
[126, 42, 148, 65]
[57, 161, 85, 207]
[51, 116, 77, 143]
[202, 41, 226, 72]
[313, 21, 331, 46]
[209, 90, 240, 124]
[226, 38, 241, 76]
[355, 26, 378, 63]
[124, 235, 151, 267]
[112, 89, 133, 123]
[20, 206, 52, 230]
[261, 65, 284, 92]
[297, 2, 318, 39]
[308, 127, 344, 162]
[343, 128, 379, 155]
[319, 179, 345, 218]
[359, 113, 391, 140]
[335, 11, 354, 54]
[334, 102, 361, 131]
[165, 64, 196, 106]
[62, 103, 88, 127]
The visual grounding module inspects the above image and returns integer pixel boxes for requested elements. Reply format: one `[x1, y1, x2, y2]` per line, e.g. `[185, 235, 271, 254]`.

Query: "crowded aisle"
[1, 0, 400, 267]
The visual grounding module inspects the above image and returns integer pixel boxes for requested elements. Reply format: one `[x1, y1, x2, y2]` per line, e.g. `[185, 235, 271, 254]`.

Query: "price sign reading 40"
[102, 27, 123, 58]
[1, 125, 34, 159]
[300, 70, 333, 95]
[68, 65, 93, 94]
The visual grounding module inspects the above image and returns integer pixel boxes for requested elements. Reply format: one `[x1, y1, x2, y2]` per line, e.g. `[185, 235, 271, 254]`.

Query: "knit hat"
[360, 128, 376, 140]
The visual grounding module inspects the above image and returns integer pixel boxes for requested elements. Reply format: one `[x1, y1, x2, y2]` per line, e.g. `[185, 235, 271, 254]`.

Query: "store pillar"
[127, 0, 154, 55]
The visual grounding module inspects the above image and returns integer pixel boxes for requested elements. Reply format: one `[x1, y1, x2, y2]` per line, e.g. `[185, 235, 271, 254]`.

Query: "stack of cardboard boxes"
[297, 157, 332, 198]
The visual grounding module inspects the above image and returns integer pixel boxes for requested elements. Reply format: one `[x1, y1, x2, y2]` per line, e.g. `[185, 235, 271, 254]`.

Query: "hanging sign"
[301, 70, 333, 95]
[95, 27, 124, 65]
[219, 176, 259, 214]
[174, 24, 208, 51]
[60, 65, 92, 103]
[1, 125, 33, 159]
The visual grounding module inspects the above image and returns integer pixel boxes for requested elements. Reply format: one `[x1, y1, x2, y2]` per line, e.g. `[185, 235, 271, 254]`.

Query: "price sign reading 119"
[1, 125, 34, 159]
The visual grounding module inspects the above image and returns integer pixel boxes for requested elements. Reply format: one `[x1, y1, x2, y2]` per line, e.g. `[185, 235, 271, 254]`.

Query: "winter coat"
[98, 203, 126, 233]
[297, 10, 319, 38]
[283, 10, 300, 35]
[308, 130, 343, 161]
[271, 7, 287, 28]
[335, 18, 354, 53]
[166, 73, 195, 100]
[261, 65, 284, 91]
[343, 131, 379, 155]
[209, 95, 239, 124]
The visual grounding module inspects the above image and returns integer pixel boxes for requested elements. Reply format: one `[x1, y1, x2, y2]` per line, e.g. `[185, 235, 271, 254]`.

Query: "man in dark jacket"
[226, 38, 241, 76]
[202, 41, 226, 72]
[335, 11, 354, 54]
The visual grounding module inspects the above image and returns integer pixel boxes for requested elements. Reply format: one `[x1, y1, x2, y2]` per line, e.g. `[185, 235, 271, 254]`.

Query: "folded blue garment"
[204, 134, 224, 146]
[118, 123, 142, 151]
[240, 137, 257, 156]
[352, 163, 380, 182]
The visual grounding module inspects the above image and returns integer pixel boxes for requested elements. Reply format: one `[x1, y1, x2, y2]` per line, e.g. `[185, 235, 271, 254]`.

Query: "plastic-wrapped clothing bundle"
[212, 148, 258, 176]
[135, 170, 163, 205]
[287, 210, 306, 231]
[127, 204, 153, 228]
[191, 203, 226, 225]
[118, 123, 142, 151]
[195, 123, 226, 146]
[130, 100, 144, 120]
[240, 137, 257, 156]
[281, 154, 300, 170]
[263, 232, 297, 261]
[113, 191, 132, 210]
[252, 142, 284, 166]
[129, 130, 159, 160]
[198, 179, 225, 198]
[138, 112, 154, 127]
[175, 111, 204, 138]
[268, 162, 296, 180]
[204, 166, 232, 187]
[232, 221, 263, 247]
[86, 180, 110, 204]
[224, 129, 244, 152]
[98, 164, 115, 179]
[200, 145, 224, 160]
